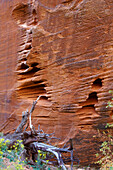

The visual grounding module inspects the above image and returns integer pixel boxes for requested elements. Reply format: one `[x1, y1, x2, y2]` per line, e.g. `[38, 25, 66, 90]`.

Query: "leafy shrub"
[0, 138, 54, 170]
[95, 127, 113, 169]
[95, 90, 113, 169]
[0, 138, 25, 169]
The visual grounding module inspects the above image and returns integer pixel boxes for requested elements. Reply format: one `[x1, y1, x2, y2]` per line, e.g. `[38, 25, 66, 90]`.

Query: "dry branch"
[15, 110, 29, 134]
[0, 96, 75, 170]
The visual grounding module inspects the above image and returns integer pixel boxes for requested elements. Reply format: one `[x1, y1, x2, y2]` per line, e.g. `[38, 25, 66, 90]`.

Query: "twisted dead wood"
[0, 96, 75, 170]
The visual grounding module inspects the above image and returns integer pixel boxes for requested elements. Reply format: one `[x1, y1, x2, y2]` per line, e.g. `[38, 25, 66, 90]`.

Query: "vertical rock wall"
[0, 0, 113, 165]
[0, 0, 18, 125]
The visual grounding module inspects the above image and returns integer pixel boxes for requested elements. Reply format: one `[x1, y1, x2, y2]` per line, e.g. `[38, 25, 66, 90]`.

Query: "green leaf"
[96, 153, 99, 157]
[109, 90, 113, 94]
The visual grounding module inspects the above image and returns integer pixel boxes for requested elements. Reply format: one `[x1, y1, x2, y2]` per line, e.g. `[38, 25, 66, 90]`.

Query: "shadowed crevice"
[92, 78, 102, 90]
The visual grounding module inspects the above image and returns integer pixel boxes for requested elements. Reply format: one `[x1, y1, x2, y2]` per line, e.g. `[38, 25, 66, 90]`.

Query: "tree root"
[0, 96, 76, 170]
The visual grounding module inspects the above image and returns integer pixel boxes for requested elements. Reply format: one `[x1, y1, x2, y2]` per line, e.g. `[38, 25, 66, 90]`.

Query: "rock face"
[0, 0, 113, 166]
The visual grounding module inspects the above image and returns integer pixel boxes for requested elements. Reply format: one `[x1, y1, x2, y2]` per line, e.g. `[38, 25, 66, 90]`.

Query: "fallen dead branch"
[0, 96, 76, 170]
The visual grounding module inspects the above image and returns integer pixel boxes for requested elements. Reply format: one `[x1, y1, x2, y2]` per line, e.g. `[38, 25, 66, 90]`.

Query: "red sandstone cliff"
[0, 0, 113, 165]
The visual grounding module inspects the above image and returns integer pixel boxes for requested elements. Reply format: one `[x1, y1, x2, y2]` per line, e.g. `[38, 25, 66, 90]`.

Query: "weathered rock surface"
[0, 0, 113, 166]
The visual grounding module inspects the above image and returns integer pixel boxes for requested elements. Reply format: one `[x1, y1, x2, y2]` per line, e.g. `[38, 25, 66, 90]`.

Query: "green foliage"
[31, 150, 54, 170]
[0, 139, 24, 162]
[95, 134, 113, 169]
[30, 150, 44, 170]
[0, 139, 25, 169]
[106, 90, 113, 108]
[0, 139, 57, 170]
[95, 90, 113, 169]
[6, 163, 24, 170]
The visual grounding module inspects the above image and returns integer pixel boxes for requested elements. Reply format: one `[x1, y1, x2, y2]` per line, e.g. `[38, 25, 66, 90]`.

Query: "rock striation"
[0, 0, 113, 165]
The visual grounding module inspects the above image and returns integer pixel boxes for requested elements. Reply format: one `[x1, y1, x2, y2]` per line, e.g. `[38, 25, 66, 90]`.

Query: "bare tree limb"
[15, 95, 42, 134]
[15, 110, 29, 134]
[0, 96, 76, 169]
[29, 95, 42, 132]
[29, 142, 68, 170]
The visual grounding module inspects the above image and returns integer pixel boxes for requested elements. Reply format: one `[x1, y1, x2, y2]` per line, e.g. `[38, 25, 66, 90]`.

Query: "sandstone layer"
[0, 0, 113, 166]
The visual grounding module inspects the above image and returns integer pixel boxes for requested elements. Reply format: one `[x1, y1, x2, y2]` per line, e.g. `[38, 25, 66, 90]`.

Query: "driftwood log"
[0, 96, 76, 170]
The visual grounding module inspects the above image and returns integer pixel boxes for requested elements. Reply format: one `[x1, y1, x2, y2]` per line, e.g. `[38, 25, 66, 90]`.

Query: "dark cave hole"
[21, 63, 29, 69]
[83, 104, 95, 108]
[85, 92, 98, 105]
[88, 92, 98, 102]
[29, 30, 32, 34]
[19, 66, 41, 75]
[32, 9, 37, 16]
[33, 80, 45, 84]
[33, 83, 46, 88]
[31, 67, 40, 72]
[31, 62, 40, 73]
[33, 80, 46, 86]
[20, 84, 46, 92]
[92, 78, 102, 89]
[79, 92, 98, 107]
[27, 40, 32, 43]
[31, 62, 38, 67]
[25, 44, 32, 50]
[20, 58, 27, 62]
[40, 96, 49, 100]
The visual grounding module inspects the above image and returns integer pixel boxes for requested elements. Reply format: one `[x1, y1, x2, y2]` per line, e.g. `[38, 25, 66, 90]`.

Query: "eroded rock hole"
[19, 66, 41, 75]
[33, 80, 46, 85]
[20, 58, 27, 62]
[80, 92, 98, 107]
[25, 44, 32, 50]
[83, 104, 94, 108]
[31, 63, 38, 67]
[92, 78, 102, 90]
[88, 92, 98, 102]
[78, 93, 99, 126]
[32, 9, 37, 16]
[31, 67, 40, 73]
[41, 96, 49, 100]
[87, 92, 98, 105]
[20, 84, 46, 92]
[12, 4, 30, 24]
[21, 63, 29, 70]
